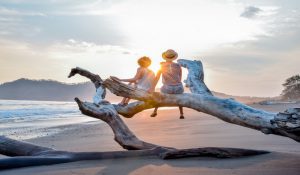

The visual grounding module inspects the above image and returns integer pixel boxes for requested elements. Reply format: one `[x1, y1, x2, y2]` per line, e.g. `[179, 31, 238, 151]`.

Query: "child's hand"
[110, 76, 122, 81]
[110, 76, 120, 81]
[147, 87, 155, 93]
[128, 82, 136, 85]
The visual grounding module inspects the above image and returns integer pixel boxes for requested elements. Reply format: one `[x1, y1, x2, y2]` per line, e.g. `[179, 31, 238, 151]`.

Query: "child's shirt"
[136, 67, 155, 91]
[160, 62, 182, 86]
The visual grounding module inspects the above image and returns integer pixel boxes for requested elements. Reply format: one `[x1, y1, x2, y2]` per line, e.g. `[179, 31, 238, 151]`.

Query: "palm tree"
[281, 74, 300, 100]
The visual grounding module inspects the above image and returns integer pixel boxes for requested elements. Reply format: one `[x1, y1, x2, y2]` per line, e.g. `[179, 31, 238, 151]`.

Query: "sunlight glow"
[149, 61, 161, 73]
[1, 0, 297, 96]
[114, 0, 267, 57]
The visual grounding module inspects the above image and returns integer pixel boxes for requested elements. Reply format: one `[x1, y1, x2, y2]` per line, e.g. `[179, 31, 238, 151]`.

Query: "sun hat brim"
[162, 50, 178, 61]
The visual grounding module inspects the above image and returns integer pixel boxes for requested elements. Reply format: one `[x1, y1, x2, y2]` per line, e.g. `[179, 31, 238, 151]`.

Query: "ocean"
[0, 99, 98, 140]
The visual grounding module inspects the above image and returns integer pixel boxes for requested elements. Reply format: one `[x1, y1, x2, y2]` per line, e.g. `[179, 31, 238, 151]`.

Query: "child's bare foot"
[179, 115, 185, 119]
[118, 102, 126, 107]
[150, 112, 157, 117]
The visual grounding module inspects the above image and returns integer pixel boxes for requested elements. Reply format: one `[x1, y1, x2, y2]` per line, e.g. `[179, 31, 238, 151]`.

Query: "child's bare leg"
[120, 97, 128, 105]
[179, 106, 184, 119]
[150, 107, 158, 117]
[124, 98, 131, 105]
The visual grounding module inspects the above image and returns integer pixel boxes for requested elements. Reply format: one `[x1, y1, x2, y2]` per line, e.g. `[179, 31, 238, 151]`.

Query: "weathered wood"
[0, 136, 167, 169]
[68, 67, 106, 101]
[103, 77, 300, 142]
[68, 67, 103, 89]
[68, 62, 300, 141]
[0, 136, 268, 169]
[0, 136, 53, 157]
[160, 147, 269, 159]
[271, 108, 300, 141]
[74, 98, 160, 150]
[177, 59, 212, 95]
[71, 69, 168, 150]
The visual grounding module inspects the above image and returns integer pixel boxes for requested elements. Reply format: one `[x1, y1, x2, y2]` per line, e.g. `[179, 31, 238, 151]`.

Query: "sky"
[0, 0, 299, 97]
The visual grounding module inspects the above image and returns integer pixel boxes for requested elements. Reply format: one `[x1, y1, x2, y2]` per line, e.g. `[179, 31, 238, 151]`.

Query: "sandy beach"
[1, 103, 300, 175]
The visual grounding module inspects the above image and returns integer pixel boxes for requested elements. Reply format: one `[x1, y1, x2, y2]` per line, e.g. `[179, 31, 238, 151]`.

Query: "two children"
[113, 49, 185, 119]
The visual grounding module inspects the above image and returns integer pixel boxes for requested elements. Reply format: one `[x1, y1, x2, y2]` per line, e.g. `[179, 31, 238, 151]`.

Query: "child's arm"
[118, 68, 143, 83]
[179, 66, 182, 80]
[148, 69, 162, 92]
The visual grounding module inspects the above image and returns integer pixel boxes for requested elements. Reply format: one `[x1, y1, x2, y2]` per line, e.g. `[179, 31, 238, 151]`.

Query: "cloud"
[52, 0, 122, 16]
[201, 47, 300, 96]
[0, 0, 299, 97]
[0, 39, 60, 83]
[0, 38, 136, 84]
[50, 39, 134, 55]
[0, 6, 45, 16]
[0, 0, 120, 16]
[240, 6, 262, 18]
[0, 1, 126, 45]
[199, 13, 300, 96]
[0, 12, 125, 47]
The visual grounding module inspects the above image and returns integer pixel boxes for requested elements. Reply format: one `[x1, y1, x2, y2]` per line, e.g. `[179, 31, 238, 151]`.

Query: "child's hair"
[138, 56, 152, 68]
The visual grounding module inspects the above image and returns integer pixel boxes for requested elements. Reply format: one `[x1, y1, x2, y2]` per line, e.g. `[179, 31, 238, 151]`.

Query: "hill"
[212, 91, 272, 104]
[0, 78, 96, 101]
[0, 78, 269, 103]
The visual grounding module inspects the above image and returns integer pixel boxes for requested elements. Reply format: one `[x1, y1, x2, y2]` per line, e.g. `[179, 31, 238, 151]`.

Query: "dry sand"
[1, 104, 300, 175]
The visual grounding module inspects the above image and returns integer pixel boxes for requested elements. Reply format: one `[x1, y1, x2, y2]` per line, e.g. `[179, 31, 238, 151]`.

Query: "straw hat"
[138, 56, 152, 67]
[162, 49, 178, 61]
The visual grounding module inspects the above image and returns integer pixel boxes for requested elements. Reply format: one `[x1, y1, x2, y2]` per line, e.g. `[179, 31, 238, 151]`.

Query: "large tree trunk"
[102, 59, 300, 142]
[0, 59, 298, 169]
[0, 135, 268, 169]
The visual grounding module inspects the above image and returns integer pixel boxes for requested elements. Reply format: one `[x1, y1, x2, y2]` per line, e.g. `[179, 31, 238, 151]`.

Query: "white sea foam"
[0, 99, 176, 140]
[0, 100, 80, 121]
[0, 99, 98, 139]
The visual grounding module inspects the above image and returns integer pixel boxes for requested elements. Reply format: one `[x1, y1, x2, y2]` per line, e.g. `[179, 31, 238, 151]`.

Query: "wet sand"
[1, 104, 300, 175]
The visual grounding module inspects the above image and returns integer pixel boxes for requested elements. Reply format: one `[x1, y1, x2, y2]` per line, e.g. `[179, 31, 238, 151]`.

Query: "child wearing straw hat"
[111, 56, 155, 106]
[150, 49, 185, 119]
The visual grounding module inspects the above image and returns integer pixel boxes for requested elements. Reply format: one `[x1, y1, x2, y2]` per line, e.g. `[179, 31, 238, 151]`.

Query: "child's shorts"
[161, 84, 184, 94]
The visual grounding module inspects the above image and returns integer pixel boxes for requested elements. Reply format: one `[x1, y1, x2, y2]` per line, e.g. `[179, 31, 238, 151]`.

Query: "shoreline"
[1, 104, 300, 174]
[1, 116, 99, 140]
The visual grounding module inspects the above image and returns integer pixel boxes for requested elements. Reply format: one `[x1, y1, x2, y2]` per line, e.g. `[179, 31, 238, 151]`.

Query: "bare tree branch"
[68, 60, 300, 142]
[177, 59, 212, 95]
[74, 98, 161, 150]
[0, 135, 268, 169]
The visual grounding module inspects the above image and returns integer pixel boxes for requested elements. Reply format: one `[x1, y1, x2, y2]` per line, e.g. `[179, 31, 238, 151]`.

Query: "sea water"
[0, 99, 98, 139]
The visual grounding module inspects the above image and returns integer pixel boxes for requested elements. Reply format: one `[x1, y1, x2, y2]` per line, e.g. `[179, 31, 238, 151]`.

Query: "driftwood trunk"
[0, 59, 298, 169]
[103, 59, 300, 142]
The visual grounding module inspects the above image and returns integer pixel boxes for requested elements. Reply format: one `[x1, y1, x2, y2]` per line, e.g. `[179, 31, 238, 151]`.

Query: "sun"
[149, 62, 161, 73]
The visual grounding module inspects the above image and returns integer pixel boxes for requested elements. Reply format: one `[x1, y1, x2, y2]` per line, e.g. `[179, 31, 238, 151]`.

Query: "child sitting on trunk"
[149, 49, 185, 119]
[112, 56, 155, 106]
